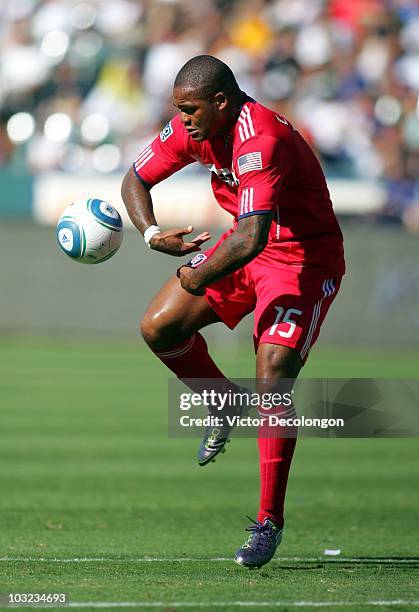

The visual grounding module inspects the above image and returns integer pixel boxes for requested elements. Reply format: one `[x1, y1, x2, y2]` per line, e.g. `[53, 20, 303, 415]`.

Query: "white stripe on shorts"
[300, 279, 336, 360]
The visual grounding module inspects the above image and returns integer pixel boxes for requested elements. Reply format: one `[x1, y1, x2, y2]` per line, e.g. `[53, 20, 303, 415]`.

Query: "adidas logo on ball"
[56, 198, 123, 264]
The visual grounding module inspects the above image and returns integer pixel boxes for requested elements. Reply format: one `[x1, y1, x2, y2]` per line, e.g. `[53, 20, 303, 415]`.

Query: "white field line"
[15, 600, 419, 609]
[0, 556, 417, 564]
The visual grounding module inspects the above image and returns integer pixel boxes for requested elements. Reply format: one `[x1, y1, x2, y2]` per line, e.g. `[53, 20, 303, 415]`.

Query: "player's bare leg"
[141, 275, 220, 350]
[141, 275, 241, 465]
[255, 343, 301, 529]
[235, 343, 302, 569]
[256, 343, 302, 380]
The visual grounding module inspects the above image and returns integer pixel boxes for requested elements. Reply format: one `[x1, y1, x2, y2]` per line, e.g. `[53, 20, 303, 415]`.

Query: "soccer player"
[121, 55, 345, 569]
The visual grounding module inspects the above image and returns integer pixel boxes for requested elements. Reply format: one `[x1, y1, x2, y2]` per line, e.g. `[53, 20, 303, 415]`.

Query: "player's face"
[173, 86, 228, 141]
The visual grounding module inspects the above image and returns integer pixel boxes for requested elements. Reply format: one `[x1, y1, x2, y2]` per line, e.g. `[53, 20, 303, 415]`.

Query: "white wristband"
[144, 225, 161, 248]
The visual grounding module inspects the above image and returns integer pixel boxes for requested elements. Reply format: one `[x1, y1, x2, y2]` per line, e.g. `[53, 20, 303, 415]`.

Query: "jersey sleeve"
[234, 135, 292, 219]
[133, 115, 195, 188]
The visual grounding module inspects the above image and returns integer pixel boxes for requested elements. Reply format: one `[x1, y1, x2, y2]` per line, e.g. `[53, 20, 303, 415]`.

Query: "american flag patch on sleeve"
[237, 152, 262, 175]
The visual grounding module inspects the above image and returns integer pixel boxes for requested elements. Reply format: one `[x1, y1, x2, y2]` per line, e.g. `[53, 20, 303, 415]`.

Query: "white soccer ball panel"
[56, 198, 123, 264]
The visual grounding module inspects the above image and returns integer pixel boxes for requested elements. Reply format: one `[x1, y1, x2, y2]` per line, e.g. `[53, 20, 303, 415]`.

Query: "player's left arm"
[178, 213, 272, 295]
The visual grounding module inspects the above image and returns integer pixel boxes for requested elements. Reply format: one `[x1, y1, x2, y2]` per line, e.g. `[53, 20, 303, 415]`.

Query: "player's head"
[173, 55, 243, 141]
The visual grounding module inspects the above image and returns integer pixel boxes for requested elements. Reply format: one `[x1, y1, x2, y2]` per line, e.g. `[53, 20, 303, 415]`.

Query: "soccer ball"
[56, 198, 123, 264]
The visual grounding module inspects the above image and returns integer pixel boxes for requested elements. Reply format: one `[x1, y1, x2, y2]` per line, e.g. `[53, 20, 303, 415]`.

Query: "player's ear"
[214, 92, 227, 110]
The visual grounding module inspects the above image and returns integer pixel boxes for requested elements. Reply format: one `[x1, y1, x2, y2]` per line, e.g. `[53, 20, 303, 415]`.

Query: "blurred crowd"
[1, 0, 419, 228]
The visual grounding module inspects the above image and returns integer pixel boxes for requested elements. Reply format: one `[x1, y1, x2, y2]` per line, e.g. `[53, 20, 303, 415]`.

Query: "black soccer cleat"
[197, 424, 231, 466]
[197, 386, 252, 466]
[234, 517, 283, 569]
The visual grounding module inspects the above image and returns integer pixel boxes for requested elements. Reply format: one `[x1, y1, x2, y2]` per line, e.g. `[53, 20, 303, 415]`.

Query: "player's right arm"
[121, 116, 211, 256]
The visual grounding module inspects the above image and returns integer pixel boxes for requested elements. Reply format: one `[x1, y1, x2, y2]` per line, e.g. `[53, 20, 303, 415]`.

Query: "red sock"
[257, 436, 296, 528]
[154, 333, 239, 411]
[256, 406, 298, 528]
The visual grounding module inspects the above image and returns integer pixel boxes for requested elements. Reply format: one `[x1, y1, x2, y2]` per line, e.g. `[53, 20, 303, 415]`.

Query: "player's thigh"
[141, 274, 221, 348]
[253, 269, 342, 364]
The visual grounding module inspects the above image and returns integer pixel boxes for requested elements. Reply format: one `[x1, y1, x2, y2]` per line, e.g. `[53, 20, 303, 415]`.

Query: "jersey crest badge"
[160, 121, 173, 142]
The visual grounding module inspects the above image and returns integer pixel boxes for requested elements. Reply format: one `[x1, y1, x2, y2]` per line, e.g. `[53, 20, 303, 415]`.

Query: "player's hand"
[178, 266, 206, 296]
[149, 226, 211, 257]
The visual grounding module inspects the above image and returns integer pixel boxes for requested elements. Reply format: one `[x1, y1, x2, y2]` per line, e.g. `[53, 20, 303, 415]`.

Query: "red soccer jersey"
[133, 97, 345, 276]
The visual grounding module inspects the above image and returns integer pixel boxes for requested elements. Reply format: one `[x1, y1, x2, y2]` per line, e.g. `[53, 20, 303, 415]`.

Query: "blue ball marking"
[56, 219, 82, 258]
[87, 198, 122, 230]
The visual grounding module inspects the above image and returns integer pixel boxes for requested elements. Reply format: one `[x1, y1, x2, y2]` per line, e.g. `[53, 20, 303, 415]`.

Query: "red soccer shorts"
[188, 230, 342, 361]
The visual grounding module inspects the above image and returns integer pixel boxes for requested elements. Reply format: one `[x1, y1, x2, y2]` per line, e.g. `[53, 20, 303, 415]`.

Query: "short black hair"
[174, 55, 240, 99]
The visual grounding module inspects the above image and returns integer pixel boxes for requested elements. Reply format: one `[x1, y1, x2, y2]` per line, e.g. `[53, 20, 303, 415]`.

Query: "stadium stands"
[0, 0, 418, 227]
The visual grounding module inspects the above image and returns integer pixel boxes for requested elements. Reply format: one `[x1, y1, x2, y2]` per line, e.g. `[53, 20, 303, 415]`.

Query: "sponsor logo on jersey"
[206, 164, 239, 187]
[160, 121, 173, 142]
[237, 152, 262, 175]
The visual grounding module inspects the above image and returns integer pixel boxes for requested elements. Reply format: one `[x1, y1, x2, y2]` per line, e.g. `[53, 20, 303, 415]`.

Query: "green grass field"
[0, 338, 418, 611]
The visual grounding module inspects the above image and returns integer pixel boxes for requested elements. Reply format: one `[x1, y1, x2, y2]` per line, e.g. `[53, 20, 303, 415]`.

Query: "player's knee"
[140, 310, 175, 349]
[140, 312, 161, 348]
[258, 345, 303, 380]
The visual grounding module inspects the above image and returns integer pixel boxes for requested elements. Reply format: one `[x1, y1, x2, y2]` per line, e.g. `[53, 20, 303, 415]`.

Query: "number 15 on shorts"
[269, 307, 302, 338]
